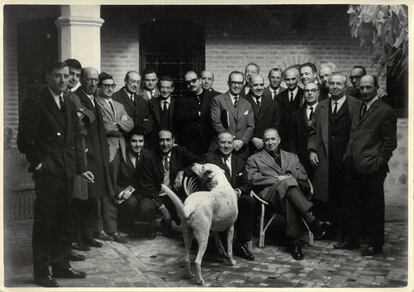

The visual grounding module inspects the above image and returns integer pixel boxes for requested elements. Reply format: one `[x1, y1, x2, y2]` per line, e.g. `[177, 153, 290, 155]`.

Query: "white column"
[55, 5, 104, 71]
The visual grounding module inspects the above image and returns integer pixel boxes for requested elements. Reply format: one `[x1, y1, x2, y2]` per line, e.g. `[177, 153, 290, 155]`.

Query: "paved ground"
[3, 192, 409, 288]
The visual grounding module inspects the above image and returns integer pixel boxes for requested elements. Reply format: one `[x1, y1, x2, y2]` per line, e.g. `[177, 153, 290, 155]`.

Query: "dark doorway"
[139, 19, 205, 97]
[17, 18, 58, 109]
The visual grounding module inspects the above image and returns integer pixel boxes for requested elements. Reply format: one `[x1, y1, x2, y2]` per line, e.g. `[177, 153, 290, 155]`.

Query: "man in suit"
[140, 129, 200, 235]
[336, 75, 397, 256]
[115, 130, 157, 239]
[288, 82, 320, 177]
[112, 71, 153, 137]
[201, 70, 221, 96]
[276, 67, 304, 150]
[245, 74, 279, 153]
[246, 128, 330, 261]
[241, 63, 260, 97]
[203, 132, 256, 260]
[346, 66, 366, 99]
[148, 75, 176, 148]
[210, 71, 255, 160]
[95, 72, 134, 244]
[175, 71, 214, 155]
[318, 62, 337, 101]
[308, 72, 361, 239]
[263, 68, 286, 101]
[299, 62, 319, 87]
[140, 68, 160, 101]
[65, 58, 82, 93]
[17, 61, 89, 287]
[73, 67, 112, 249]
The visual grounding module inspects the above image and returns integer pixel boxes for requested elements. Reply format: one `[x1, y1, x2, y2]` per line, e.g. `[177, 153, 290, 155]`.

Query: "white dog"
[161, 163, 238, 285]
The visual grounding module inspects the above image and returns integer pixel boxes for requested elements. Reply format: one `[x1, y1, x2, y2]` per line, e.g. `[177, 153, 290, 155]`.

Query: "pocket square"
[243, 110, 249, 115]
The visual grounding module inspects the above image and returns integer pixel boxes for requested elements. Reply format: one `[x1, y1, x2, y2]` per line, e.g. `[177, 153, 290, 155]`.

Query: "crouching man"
[203, 132, 256, 260]
[246, 128, 331, 260]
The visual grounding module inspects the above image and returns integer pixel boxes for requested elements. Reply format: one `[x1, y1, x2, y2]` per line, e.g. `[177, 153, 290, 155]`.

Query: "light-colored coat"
[308, 96, 361, 202]
[96, 97, 134, 162]
[246, 149, 308, 203]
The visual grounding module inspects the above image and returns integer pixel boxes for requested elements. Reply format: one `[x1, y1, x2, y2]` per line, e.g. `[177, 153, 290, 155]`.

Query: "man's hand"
[233, 139, 245, 151]
[35, 163, 42, 171]
[81, 171, 95, 183]
[119, 190, 132, 200]
[309, 151, 319, 166]
[251, 137, 264, 149]
[378, 87, 387, 98]
[174, 170, 184, 190]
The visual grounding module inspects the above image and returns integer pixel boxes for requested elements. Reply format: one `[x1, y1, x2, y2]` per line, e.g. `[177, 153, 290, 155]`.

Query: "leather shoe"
[234, 243, 254, 261]
[34, 275, 59, 287]
[53, 267, 86, 279]
[361, 246, 382, 256]
[288, 244, 304, 260]
[310, 219, 332, 239]
[84, 238, 103, 248]
[333, 240, 360, 250]
[111, 232, 128, 244]
[72, 241, 90, 251]
[70, 250, 86, 261]
[95, 230, 112, 241]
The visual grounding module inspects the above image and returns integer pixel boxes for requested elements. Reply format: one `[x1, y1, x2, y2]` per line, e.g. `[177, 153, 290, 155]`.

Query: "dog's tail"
[160, 184, 186, 219]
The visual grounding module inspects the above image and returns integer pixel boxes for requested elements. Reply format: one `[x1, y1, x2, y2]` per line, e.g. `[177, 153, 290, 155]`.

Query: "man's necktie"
[163, 155, 170, 171]
[135, 152, 141, 170]
[59, 95, 65, 112]
[150, 91, 154, 99]
[271, 90, 275, 100]
[255, 97, 261, 108]
[361, 103, 367, 118]
[163, 101, 168, 112]
[333, 101, 338, 115]
[309, 106, 314, 121]
[108, 100, 115, 116]
[290, 91, 294, 102]
[130, 93, 135, 102]
[234, 95, 239, 108]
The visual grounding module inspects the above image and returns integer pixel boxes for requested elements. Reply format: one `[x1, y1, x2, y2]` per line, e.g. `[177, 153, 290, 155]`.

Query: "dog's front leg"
[226, 224, 236, 266]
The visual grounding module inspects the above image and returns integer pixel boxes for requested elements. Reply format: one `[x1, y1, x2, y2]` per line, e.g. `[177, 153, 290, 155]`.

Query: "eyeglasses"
[185, 78, 198, 85]
[101, 84, 116, 89]
[304, 89, 319, 93]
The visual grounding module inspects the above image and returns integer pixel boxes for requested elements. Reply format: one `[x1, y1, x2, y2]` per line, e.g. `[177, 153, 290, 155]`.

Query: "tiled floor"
[3, 192, 409, 288]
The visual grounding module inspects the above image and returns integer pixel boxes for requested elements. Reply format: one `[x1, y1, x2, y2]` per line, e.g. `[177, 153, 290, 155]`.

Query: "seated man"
[140, 129, 200, 235]
[246, 128, 331, 260]
[202, 132, 256, 261]
[115, 129, 157, 239]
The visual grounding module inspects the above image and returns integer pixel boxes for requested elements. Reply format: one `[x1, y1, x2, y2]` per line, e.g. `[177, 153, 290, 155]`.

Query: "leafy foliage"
[347, 5, 408, 79]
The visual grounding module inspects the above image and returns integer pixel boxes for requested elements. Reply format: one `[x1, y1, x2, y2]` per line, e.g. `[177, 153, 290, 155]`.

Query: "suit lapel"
[359, 99, 380, 125]
[44, 90, 66, 129]
[224, 93, 237, 120]
[97, 97, 115, 120]
[260, 150, 281, 173]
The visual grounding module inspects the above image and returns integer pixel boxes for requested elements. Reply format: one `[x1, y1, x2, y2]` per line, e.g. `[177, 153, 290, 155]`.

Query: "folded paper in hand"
[116, 185, 135, 205]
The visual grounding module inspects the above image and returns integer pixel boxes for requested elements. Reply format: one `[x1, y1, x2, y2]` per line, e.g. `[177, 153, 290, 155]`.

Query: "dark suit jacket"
[17, 88, 86, 177]
[139, 88, 160, 101]
[112, 87, 153, 134]
[344, 99, 397, 174]
[245, 93, 280, 142]
[263, 86, 286, 101]
[205, 88, 221, 97]
[276, 87, 305, 150]
[74, 88, 112, 198]
[288, 106, 312, 175]
[202, 150, 251, 196]
[140, 146, 200, 199]
[174, 90, 214, 155]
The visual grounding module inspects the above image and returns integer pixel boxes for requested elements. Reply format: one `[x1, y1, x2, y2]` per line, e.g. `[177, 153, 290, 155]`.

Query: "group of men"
[17, 58, 397, 287]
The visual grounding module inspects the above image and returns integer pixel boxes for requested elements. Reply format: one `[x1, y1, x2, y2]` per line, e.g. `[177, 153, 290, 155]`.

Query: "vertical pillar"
[55, 5, 104, 70]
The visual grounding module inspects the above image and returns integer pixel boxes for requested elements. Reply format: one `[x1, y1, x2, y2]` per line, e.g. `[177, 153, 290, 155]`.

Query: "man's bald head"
[80, 67, 99, 95]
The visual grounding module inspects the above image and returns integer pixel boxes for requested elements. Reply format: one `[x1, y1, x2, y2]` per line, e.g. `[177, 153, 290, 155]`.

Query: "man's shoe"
[234, 243, 254, 261]
[111, 232, 128, 244]
[70, 250, 86, 261]
[310, 219, 332, 239]
[84, 238, 103, 248]
[361, 246, 383, 256]
[53, 267, 87, 279]
[333, 240, 360, 250]
[72, 241, 90, 251]
[288, 244, 304, 260]
[34, 275, 59, 287]
[95, 230, 112, 241]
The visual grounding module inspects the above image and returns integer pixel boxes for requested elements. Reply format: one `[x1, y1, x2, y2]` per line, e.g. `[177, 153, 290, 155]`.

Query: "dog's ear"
[203, 169, 214, 181]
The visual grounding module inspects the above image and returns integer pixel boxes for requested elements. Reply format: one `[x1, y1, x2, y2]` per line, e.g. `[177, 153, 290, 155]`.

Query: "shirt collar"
[307, 102, 318, 109]
[48, 87, 63, 99]
[288, 87, 298, 97]
[365, 95, 379, 110]
[331, 95, 346, 107]
[160, 97, 171, 104]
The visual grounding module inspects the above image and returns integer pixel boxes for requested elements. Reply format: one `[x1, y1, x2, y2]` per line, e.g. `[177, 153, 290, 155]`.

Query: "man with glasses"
[308, 72, 361, 240]
[288, 82, 320, 177]
[175, 71, 215, 155]
[210, 71, 254, 160]
[95, 72, 133, 244]
[140, 68, 160, 101]
[73, 67, 112, 249]
[346, 66, 388, 101]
